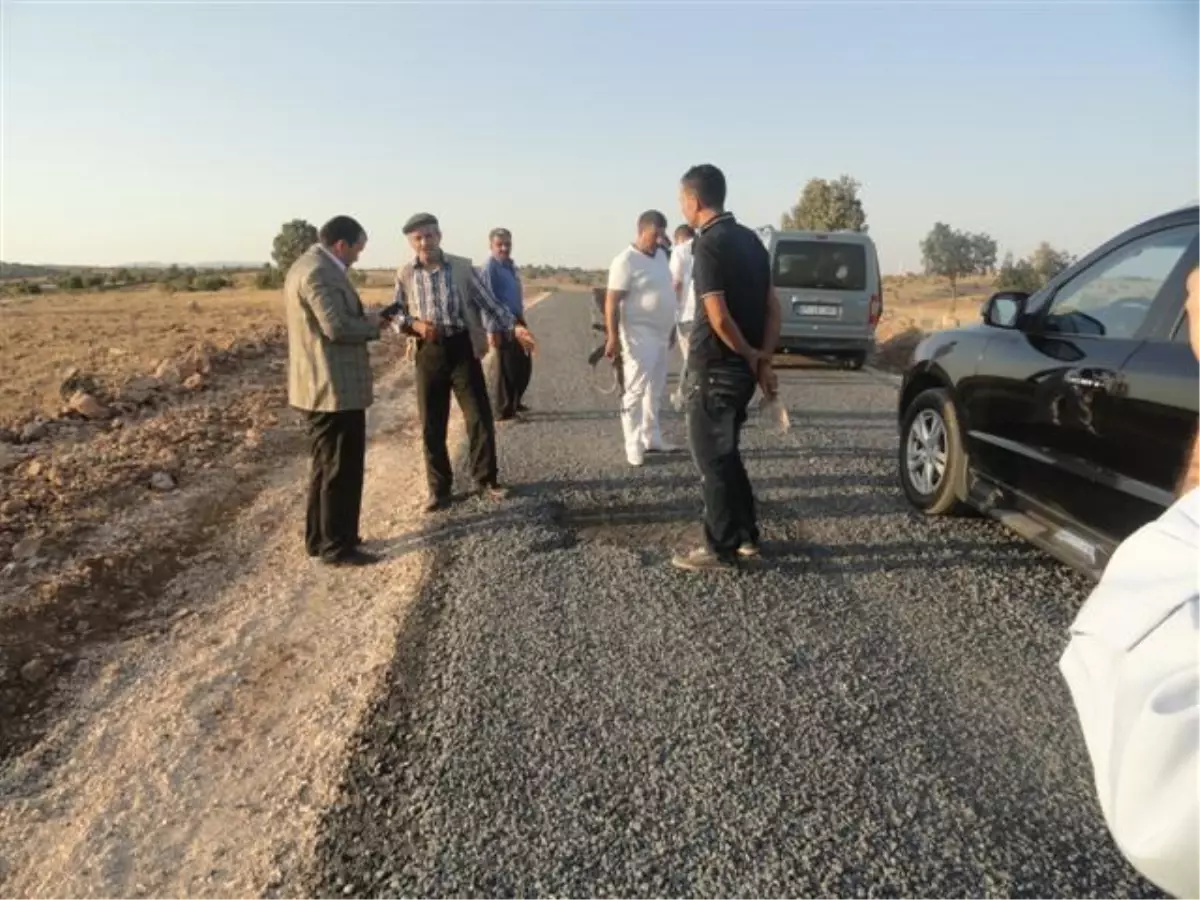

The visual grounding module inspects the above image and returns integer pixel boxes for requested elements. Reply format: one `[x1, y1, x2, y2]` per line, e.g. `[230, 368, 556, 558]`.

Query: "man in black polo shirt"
[672, 164, 781, 571]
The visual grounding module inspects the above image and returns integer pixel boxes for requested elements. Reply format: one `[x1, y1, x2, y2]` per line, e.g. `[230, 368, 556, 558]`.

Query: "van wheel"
[843, 353, 866, 371]
[899, 388, 968, 515]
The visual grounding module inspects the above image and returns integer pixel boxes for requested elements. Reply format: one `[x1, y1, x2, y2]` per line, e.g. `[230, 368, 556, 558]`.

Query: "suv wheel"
[899, 387, 967, 515]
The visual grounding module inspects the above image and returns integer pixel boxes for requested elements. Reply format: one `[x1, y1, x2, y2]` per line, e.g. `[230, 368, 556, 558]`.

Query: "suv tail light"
[868, 293, 883, 326]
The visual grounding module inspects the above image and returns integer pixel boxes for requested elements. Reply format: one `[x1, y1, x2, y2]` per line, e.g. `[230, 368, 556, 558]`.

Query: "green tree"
[85, 273, 105, 289]
[968, 232, 998, 275]
[994, 252, 1042, 293]
[272, 219, 319, 273]
[781, 175, 868, 232]
[1030, 241, 1073, 286]
[67, 274, 85, 291]
[920, 222, 974, 308]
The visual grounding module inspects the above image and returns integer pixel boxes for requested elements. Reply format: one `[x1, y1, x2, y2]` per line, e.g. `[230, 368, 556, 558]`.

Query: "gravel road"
[311, 292, 1161, 899]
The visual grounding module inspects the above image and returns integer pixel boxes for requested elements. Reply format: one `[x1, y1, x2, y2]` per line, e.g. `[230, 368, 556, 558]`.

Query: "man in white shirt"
[1059, 264, 1199, 900]
[604, 210, 678, 466]
[669, 224, 697, 410]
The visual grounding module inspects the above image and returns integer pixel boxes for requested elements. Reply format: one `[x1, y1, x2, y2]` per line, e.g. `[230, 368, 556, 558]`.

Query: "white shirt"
[1059, 488, 1199, 899]
[669, 238, 696, 324]
[607, 245, 676, 335]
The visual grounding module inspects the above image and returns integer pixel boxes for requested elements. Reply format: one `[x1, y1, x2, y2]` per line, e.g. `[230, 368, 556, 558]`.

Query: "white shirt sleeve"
[669, 246, 684, 287]
[1059, 488, 1199, 900]
[607, 251, 632, 293]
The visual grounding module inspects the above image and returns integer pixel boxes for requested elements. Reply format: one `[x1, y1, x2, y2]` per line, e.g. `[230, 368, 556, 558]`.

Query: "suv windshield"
[774, 240, 867, 291]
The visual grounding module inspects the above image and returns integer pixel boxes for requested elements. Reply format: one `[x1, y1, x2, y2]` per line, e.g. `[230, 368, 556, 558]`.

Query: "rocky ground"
[0, 288, 1160, 899]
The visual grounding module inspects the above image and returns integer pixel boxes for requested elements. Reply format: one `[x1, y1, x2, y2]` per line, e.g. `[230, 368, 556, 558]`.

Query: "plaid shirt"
[389, 254, 514, 334]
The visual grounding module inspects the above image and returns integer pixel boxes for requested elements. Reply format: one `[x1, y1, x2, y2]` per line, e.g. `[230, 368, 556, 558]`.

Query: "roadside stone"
[243, 428, 263, 449]
[12, 536, 41, 559]
[183, 373, 205, 392]
[20, 421, 48, 443]
[24, 459, 43, 478]
[0, 444, 20, 473]
[120, 376, 161, 404]
[68, 391, 109, 420]
[150, 471, 176, 492]
[19, 657, 50, 684]
[0, 497, 26, 515]
[154, 360, 183, 386]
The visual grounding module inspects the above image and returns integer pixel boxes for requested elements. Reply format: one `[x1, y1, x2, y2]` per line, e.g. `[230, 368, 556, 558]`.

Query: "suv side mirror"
[983, 291, 1028, 329]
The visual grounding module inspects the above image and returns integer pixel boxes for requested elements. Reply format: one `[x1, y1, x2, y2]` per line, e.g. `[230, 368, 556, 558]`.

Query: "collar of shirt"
[318, 244, 347, 273]
[413, 251, 447, 271]
[697, 211, 735, 236]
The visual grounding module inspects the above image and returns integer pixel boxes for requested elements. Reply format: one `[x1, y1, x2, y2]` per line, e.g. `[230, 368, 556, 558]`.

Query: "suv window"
[773, 240, 867, 291]
[1042, 225, 1194, 339]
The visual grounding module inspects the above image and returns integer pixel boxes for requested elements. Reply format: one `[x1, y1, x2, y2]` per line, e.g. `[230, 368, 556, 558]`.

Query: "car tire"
[843, 353, 866, 371]
[899, 387, 968, 515]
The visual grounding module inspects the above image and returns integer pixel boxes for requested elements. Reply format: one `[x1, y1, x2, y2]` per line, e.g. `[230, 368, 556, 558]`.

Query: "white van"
[757, 227, 883, 369]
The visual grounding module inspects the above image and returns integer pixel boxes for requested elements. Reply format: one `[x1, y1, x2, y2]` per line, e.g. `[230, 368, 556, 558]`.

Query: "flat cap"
[402, 212, 439, 235]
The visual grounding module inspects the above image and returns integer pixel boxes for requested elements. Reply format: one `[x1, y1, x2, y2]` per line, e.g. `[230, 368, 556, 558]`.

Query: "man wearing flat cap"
[384, 213, 537, 513]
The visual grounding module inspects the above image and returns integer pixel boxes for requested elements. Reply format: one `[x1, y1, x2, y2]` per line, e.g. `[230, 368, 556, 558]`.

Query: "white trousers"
[619, 324, 671, 463]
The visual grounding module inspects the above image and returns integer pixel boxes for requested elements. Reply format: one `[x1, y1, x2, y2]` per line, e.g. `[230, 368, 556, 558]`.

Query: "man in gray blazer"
[285, 215, 382, 566]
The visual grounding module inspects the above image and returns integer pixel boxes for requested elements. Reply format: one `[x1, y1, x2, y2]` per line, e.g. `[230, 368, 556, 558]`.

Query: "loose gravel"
[311, 294, 1161, 898]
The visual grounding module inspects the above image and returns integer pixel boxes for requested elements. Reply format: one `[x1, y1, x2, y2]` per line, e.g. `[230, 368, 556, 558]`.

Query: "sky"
[1, 1, 1197, 274]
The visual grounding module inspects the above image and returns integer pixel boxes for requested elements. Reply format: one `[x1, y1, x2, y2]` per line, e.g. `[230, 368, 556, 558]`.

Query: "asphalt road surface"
[311, 292, 1161, 898]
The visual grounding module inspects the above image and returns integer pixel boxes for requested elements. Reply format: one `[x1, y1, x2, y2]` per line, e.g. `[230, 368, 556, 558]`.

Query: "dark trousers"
[685, 362, 760, 558]
[416, 331, 498, 498]
[495, 336, 532, 419]
[305, 409, 366, 559]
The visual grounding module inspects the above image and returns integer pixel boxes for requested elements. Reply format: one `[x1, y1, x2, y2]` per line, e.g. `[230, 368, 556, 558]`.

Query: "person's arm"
[604, 254, 630, 357]
[303, 265, 379, 343]
[1059, 490, 1199, 900]
[763, 287, 781, 355]
[468, 266, 516, 334]
[669, 250, 685, 309]
[692, 241, 760, 365]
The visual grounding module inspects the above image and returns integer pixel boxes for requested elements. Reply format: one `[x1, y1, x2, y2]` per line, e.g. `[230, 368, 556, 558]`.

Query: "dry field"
[872, 274, 994, 371]
[0, 282, 400, 757]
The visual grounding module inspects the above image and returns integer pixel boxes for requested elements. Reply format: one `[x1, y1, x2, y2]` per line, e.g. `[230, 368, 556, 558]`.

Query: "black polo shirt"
[688, 211, 771, 371]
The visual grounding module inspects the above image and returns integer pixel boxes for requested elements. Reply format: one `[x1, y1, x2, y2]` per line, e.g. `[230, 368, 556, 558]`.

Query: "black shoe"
[424, 495, 451, 514]
[671, 546, 737, 572]
[516, 403, 531, 413]
[321, 549, 382, 567]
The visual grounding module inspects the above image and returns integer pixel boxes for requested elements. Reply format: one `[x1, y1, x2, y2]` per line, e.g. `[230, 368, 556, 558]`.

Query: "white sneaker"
[627, 454, 645, 467]
[646, 441, 679, 454]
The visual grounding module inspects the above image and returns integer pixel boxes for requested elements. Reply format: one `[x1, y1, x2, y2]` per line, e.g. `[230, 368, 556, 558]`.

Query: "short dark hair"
[675, 224, 696, 240]
[489, 227, 512, 242]
[637, 209, 667, 231]
[680, 164, 726, 212]
[319, 215, 366, 247]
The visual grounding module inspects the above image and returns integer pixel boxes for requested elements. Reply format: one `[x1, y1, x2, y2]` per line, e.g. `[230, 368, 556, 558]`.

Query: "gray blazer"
[284, 244, 380, 412]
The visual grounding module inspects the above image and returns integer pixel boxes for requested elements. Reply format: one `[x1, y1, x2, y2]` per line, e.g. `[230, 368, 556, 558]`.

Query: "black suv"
[897, 205, 1198, 578]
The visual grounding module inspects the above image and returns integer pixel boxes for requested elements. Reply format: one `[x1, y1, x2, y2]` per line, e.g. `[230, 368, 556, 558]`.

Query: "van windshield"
[773, 240, 868, 291]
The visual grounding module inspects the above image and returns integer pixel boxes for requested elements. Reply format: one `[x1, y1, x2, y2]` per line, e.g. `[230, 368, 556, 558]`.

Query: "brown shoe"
[477, 483, 511, 501]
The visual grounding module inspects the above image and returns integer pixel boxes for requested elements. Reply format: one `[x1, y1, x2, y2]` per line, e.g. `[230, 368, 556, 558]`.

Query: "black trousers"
[685, 362, 760, 558]
[305, 409, 366, 559]
[495, 335, 532, 419]
[416, 331, 498, 498]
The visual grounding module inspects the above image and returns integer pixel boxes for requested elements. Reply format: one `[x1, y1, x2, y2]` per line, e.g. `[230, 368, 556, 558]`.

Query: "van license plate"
[798, 304, 839, 317]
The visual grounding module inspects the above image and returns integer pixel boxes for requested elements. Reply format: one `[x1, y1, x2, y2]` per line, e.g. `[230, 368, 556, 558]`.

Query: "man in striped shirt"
[384, 213, 537, 513]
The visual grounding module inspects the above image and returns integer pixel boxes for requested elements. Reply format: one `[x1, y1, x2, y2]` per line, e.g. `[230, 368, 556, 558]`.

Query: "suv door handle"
[1064, 367, 1118, 391]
